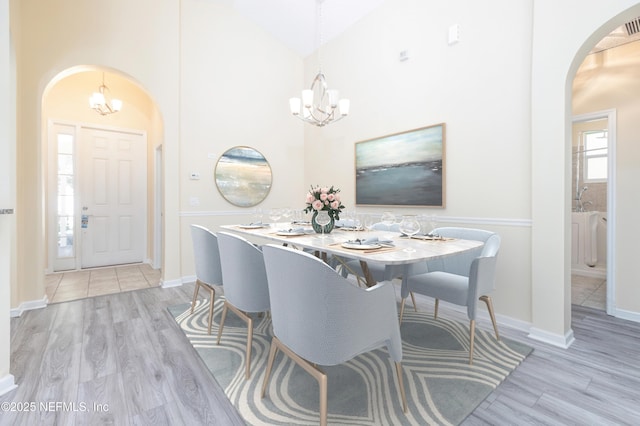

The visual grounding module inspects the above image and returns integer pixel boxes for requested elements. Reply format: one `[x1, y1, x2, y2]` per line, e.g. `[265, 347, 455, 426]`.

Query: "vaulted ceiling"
[231, 1, 639, 58]
[231, 0, 384, 57]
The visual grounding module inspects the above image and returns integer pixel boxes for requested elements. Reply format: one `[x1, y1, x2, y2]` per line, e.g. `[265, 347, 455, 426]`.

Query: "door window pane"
[57, 134, 74, 258]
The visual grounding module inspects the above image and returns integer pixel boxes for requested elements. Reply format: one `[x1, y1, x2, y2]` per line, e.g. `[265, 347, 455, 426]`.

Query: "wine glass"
[268, 208, 282, 229]
[399, 215, 420, 252]
[314, 210, 331, 243]
[253, 207, 263, 225]
[281, 208, 293, 224]
[428, 214, 438, 237]
[381, 211, 396, 228]
[362, 214, 375, 237]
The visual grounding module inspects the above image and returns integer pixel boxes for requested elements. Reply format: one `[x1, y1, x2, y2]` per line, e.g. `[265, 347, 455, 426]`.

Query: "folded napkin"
[335, 219, 356, 227]
[347, 237, 394, 246]
[278, 227, 306, 233]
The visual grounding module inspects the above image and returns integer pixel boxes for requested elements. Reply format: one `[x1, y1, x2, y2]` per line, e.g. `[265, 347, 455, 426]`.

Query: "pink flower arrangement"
[304, 185, 345, 220]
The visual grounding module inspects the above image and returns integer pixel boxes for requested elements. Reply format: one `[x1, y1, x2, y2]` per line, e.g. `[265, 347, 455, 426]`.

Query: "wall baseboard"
[10, 296, 48, 318]
[161, 275, 196, 288]
[160, 277, 183, 288]
[528, 327, 575, 349]
[612, 307, 640, 323]
[0, 374, 17, 397]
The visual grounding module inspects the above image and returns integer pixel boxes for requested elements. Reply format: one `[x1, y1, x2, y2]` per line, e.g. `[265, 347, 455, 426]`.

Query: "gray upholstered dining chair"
[216, 231, 270, 379]
[400, 227, 501, 364]
[190, 224, 224, 335]
[261, 244, 407, 426]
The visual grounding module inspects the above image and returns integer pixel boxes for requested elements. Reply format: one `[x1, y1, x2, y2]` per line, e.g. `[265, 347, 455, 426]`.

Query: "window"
[583, 130, 607, 182]
[57, 133, 75, 258]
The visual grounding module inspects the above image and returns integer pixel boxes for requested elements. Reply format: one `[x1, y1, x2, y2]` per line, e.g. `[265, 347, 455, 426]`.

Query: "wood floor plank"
[113, 317, 168, 416]
[79, 297, 118, 383]
[75, 373, 129, 426]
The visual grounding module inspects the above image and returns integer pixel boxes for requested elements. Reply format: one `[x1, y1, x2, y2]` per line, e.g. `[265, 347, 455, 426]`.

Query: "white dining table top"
[221, 223, 483, 266]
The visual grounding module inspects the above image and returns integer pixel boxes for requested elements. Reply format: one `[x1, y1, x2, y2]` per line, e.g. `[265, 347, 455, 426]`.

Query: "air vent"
[624, 17, 640, 35]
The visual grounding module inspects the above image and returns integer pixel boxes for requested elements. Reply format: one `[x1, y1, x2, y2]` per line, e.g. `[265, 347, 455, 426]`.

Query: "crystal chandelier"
[289, 0, 350, 127]
[89, 73, 122, 115]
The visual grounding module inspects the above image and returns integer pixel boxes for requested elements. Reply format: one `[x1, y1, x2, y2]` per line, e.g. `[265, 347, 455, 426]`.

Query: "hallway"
[45, 264, 161, 304]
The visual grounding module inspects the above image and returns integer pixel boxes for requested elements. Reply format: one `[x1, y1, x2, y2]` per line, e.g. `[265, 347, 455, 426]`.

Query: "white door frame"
[153, 144, 163, 270]
[571, 109, 616, 316]
[47, 120, 148, 272]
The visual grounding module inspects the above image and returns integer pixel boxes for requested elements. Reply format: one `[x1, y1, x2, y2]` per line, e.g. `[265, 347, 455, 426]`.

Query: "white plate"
[238, 224, 266, 229]
[341, 242, 381, 250]
[276, 231, 306, 236]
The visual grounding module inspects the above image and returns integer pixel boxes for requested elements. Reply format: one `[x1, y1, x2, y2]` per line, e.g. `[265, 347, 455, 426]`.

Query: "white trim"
[160, 275, 197, 289]
[160, 277, 184, 288]
[179, 210, 254, 217]
[528, 327, 575, 349]
[572, 110, 616, 317]
[611, 307, 640, 323]
[437, 216, 532, 228]
[10, 295, 48, 317]
[153, 145, 163, 270]
[0, 374, 17, 397]
[179, 210, 533, 228]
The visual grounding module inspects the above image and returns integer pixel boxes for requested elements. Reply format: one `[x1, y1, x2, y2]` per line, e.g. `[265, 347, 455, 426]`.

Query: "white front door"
[79, 127, 147, 268]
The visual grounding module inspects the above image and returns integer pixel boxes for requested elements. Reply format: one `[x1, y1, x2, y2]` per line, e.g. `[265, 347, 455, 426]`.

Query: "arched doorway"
[42, 67, 163, 302]
[530, 2, 640, 348]
[567, 8, 640, 323]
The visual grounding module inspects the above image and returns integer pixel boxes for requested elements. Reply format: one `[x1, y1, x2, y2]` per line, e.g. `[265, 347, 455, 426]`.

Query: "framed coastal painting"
[215, 146, 272, 207]
[355, 123, 445, 207]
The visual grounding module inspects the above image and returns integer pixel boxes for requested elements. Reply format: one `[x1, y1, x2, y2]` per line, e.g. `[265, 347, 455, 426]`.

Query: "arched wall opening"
[530, 1, 640, 348]
[40, 66, 164, 285]
[567, 5, 640, 323]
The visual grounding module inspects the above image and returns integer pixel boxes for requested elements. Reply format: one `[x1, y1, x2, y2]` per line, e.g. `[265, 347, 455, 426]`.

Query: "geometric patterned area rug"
[169, 299, 532, 426]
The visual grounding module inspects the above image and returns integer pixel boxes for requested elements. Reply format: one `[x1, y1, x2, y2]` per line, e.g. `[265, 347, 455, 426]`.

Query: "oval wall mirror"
[215, 146, 272, 207]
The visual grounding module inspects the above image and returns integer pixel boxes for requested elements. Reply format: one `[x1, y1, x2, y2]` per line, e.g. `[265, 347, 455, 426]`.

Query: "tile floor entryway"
[45, 263, 161, 303]
[571, 274, 606, 310]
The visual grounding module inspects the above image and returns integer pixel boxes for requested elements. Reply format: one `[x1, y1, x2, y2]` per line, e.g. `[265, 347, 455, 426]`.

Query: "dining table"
[221, 222, 484, 289]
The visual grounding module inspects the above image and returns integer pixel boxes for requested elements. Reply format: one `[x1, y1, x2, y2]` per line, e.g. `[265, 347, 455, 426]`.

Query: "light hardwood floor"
[2, 282, 639, 425]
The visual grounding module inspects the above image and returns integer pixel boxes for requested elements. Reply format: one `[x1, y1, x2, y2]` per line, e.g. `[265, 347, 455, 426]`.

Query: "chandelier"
[289, 0, 350, 127]
[89, 73, 122, 115]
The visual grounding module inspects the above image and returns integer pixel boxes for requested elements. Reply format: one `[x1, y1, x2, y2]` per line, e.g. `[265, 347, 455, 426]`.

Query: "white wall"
[177, 0, 304, 280]
[303, 0, 535, 323]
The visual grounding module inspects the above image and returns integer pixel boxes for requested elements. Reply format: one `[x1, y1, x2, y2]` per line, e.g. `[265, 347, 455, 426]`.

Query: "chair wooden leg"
[219, 303, 257, 379]
[480, 295, 500, 340]
[469, 319, 476, 365]
[395, 362, 408, 413]
[263, 337, 329, 426]
[245, 317, 254, 379]
[318, 371, 328, 426]
[191, 280, 201, 313]
[261, 338, 279, 398]
[410, 291, 417, 311]
[434, 299, 439, 319]
[207, 286, 215, 335]
[399, 298, 406, 323]
[216, 302, 228, 344]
